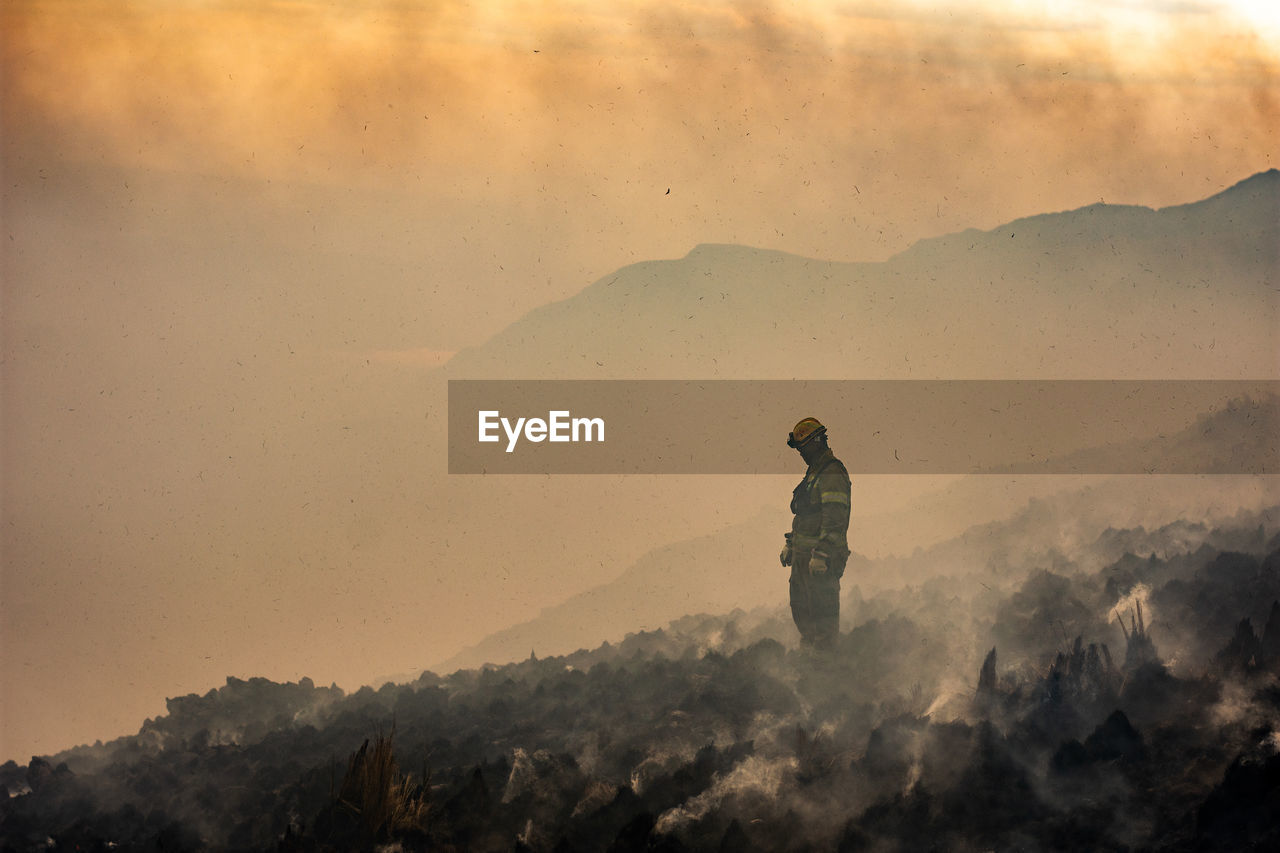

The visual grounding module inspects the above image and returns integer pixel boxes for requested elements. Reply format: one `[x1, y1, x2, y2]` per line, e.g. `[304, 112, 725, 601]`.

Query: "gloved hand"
[809, 550, 829, 575]
[780, 535, 793, 567]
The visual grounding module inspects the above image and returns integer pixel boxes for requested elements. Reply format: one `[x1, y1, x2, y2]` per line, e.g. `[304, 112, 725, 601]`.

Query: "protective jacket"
[788, 447, 851, 562]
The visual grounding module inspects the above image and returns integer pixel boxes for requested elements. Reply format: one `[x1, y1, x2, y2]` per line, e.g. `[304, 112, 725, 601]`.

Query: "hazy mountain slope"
[434, 486, 1278, 672]
[6, 523, 1278, 852]
[894, 168, 1278, 287]
[428, 399, 1279, 680]
[432, 507, 787, 672]
[445, 170, 1278, 379]
[985, 393, 1279, 474]
[434, 396, 1277, 671]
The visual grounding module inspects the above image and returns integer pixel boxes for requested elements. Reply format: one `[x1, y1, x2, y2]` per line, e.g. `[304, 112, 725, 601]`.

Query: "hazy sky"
[6, 0, 1278, 346]
[2, 0, 1278, 761]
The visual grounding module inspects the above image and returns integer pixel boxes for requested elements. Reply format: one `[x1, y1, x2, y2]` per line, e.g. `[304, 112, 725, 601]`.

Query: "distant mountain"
[445, 170, 1278, 379]
[894, 168, 1279, 277]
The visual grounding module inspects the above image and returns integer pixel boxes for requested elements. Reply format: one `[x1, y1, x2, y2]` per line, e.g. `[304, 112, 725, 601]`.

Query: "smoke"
[653, 753, 796, 834]
[628, 744, 701, 798]
[4, 0, 1278, 774]
[1110, 582, 1152, 635]
[4, 509, 1279, 850]
[5, 0, 1276, 260]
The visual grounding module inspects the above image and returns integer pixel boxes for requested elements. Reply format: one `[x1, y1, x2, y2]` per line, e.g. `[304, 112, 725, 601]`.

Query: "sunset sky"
[3, 0, 1278, 760]
[7, 0, 1278, 344]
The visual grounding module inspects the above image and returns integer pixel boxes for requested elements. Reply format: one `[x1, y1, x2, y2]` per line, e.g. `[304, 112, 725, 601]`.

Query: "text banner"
[447, 380, 1278, 474]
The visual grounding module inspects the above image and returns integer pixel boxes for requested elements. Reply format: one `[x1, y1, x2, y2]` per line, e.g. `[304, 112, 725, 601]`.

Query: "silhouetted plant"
[334, 725, 429, 839]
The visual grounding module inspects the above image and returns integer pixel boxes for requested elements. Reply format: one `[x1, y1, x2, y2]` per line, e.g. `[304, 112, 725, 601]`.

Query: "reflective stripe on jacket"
[789, 448, 851, 556]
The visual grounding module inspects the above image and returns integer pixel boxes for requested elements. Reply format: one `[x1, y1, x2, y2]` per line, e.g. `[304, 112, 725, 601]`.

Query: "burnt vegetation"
[3, 515, 1280, 851]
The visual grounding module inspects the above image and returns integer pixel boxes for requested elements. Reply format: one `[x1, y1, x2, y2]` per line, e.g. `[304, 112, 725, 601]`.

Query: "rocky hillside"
[4, 515, 1278, 851]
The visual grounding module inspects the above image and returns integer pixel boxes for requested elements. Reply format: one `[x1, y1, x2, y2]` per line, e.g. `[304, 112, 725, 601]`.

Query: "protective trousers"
[789, 551, 842, 649]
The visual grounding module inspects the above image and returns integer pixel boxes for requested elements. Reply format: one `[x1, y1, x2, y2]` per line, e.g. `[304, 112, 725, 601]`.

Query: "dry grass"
[335, 725, 430, 839]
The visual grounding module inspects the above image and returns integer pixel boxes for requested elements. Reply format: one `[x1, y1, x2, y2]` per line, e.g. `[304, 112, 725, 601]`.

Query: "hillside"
[3, 515, 1278, 851]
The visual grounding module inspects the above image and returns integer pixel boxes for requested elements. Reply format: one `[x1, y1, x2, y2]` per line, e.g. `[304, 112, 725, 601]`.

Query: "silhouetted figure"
[780, 417, 851, 649]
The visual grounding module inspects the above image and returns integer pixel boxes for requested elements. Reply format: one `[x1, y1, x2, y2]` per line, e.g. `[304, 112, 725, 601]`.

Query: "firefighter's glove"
[809, 550, 829, 575]
[780, 535, 793, 567]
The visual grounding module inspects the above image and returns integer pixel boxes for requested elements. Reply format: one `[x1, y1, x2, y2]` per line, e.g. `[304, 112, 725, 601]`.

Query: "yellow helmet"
[787, 417, 827, 448]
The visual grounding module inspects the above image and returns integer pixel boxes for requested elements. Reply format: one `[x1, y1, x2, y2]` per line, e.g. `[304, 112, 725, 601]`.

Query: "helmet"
[787, 417, 827, 448]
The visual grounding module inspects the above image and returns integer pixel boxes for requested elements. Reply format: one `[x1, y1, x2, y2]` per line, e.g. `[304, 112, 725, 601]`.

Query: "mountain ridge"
[443, 169, 1278, 380]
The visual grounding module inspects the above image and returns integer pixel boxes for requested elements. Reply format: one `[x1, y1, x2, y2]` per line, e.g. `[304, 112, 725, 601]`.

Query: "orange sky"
[6, 1, 1277, 316]
[2, 0, 1278, 761]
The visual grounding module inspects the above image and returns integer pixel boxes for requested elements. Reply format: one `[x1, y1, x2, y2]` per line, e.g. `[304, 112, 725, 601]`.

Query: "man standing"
[780, 417, 851, 649]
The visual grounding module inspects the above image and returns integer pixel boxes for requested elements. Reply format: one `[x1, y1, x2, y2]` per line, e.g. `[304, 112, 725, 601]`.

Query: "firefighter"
[780, 417, 851, 649]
